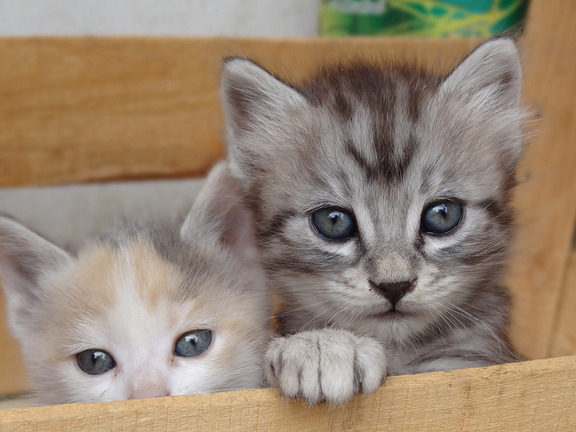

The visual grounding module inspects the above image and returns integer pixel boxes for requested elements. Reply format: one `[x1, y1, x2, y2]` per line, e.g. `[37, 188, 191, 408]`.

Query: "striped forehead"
[302, 70, 440, 191]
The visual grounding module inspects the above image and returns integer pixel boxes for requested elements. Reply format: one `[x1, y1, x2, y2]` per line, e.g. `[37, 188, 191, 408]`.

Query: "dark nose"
[369, 280, 415, 307]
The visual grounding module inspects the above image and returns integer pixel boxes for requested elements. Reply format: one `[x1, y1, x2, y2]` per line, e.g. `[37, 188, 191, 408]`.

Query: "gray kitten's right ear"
[220, 58, 308, 180]
[439, 38, 524, 165]
[0, 216, 70, 337]
[440, 38, 522, 112]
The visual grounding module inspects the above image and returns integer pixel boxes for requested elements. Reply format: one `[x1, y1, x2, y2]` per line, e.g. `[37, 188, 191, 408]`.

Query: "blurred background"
[0, 0, 528, 37]
[0, 0, 320, 37]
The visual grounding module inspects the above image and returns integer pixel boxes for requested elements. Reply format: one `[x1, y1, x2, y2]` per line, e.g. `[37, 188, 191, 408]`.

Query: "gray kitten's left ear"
[180, 161, 259, 271]
[440, 38, 522, 110]
[220, 58, 309, 184]
[220, 57, 307, 139]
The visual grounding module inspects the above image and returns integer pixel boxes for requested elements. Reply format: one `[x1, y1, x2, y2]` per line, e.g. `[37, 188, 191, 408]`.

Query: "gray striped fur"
[222, 38, 525, 403]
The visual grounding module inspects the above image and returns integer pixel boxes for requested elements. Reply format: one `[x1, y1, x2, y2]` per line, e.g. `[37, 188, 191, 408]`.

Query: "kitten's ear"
[180, 162, 259, 272]
[221, 58, 307, 137]
[440, 38, 522, 111]
[220, 58, 308, 182]
[0, 216, 70, 337]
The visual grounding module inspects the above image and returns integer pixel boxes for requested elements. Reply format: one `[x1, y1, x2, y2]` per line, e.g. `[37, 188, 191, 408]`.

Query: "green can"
[320, 0, 529, 37]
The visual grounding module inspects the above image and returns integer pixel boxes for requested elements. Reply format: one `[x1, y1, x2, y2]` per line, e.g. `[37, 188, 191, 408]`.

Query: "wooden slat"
[549, 251, 576, 357]
[1, 356, 576, 432]
[0, 36, 479, 188]
[506, 0, 576, 359]
[0, 288, 27, 395]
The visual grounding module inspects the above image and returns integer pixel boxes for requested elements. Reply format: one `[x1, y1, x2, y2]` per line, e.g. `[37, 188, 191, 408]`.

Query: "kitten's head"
[0, 162, 272, 404]
[220, 39, 525, 342]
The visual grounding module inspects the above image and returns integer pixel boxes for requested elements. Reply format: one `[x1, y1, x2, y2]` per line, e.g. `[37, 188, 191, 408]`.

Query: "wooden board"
[0, 289, 27, 395]
[549, 251, 576, 357]
[0, 36, 481, 188]
[505, 0, 576, 360]
[1, 356, 576, 432]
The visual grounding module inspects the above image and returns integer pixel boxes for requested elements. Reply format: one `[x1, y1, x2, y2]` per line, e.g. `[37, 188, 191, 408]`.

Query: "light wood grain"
[0, 37, 480, 188]
[0, 289, 27, 395]
[1, 356, 576, 432]
[549, 251, 576, 357]
[506, 0, 576, 359]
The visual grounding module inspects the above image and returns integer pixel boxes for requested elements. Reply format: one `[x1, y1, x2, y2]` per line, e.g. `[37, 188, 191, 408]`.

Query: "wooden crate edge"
[1, 355, 575, 432]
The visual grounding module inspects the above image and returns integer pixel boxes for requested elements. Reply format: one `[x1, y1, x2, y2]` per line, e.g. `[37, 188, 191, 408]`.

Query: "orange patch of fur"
[49, 238, 183, 335]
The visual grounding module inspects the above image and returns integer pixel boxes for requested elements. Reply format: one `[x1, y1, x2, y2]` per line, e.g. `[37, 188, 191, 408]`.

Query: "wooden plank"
[0, 288, 27, 394]
[1, 356, 576, 432]
[506, 0, 576, 360]
[549, 251, 576, 357]
[0, 36, 480, 188]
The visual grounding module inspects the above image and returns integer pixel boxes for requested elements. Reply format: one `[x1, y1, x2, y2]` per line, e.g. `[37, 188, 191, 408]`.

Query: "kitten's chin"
[366, 300, 415, 321]
[371, 310, 412, 321]
[364, 303, 437, 344]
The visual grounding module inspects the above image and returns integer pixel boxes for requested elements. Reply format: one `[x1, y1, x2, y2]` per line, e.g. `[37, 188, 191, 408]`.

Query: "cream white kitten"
[0, 162, 272, 404]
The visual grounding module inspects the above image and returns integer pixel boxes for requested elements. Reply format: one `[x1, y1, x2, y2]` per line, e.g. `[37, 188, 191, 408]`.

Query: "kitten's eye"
[421, 200, 463, 235]
[76, 349, 116, 375]
[311, 207, 357, 241]
[174, 330, 212, 358]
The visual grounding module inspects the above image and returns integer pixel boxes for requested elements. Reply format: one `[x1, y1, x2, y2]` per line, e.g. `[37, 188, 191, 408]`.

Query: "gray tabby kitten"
[220, 38, 524, 404]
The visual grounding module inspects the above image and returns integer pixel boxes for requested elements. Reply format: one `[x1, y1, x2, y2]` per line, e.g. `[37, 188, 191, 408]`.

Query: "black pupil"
[311, 207, 356, 240]
[174, 330, 212, 358]
[421, 200, 463, 235]
[76, 349, 116, 375]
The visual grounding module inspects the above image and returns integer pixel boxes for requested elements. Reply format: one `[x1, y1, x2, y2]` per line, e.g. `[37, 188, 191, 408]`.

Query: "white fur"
[264, 328, 386, 404]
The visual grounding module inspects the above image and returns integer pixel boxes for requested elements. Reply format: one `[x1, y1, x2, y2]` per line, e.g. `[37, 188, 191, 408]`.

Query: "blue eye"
[421, 200, 463, 235]
[311, 207, 357, 241]
[76, 349, 116, 375]
[174, 330, 212, 358]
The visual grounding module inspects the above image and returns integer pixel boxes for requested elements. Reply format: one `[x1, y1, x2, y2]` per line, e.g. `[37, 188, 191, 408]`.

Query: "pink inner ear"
[222, 202, 258, 263]
[181, 161, 266, 291]
[219, 200, 267, 293]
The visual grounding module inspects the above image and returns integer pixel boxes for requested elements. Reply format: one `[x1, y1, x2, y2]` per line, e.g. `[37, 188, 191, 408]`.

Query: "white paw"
[264, 328, 387, 404]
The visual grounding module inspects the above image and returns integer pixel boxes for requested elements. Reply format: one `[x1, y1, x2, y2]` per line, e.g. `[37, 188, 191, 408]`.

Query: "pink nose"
[129, 385, 170, 400]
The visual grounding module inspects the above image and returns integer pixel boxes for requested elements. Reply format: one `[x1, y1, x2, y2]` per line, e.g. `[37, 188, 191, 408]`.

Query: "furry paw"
[264, 328, 387, 404]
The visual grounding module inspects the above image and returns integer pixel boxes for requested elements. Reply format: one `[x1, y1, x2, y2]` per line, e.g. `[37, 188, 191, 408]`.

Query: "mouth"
[372, 307, 411, 320]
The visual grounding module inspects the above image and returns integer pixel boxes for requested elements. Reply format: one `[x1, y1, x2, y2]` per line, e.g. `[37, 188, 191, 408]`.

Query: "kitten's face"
[221, 40, 524, 341]
[0, 163, 271, 404]
[23, 238, 266, 403]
